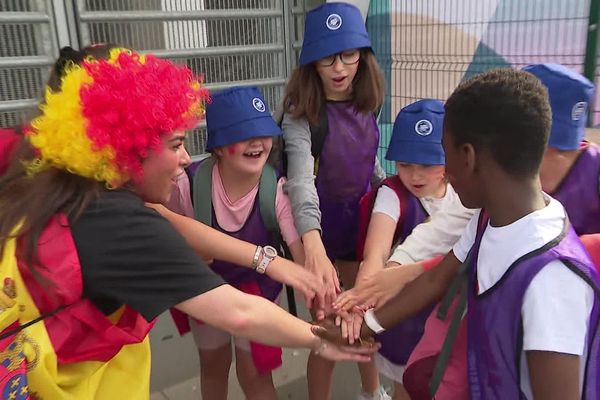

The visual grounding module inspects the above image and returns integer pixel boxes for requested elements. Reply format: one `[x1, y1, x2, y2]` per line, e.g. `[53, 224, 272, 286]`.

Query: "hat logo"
[572, 101, 587, 121]
[415, 120, 433, 136]
[252, 97, 266, 113]
[326, 13, 342, 30]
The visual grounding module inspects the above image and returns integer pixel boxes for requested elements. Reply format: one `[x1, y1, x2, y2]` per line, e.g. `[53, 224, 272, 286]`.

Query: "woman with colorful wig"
[0, 44, 377, 399]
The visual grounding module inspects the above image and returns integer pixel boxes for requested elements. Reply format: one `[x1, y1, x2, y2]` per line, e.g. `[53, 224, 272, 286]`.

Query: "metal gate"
[0, 0, 59, 129]
[0, 0, 309, 156]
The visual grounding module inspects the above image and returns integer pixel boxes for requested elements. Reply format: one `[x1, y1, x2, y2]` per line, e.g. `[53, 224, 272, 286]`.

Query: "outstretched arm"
[148, 203, 325, 309]
[176, 284, 379, 362]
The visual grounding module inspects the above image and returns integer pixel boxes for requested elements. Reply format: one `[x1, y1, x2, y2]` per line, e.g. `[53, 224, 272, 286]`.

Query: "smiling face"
[396, 162, 446, 198]
[214, 136, 273, 176]
[137, 131, 189, 204]
[315, 49, 360, 100]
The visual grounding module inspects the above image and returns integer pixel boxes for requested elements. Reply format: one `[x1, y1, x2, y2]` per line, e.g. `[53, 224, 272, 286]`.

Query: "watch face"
[263, 245, 278, 258]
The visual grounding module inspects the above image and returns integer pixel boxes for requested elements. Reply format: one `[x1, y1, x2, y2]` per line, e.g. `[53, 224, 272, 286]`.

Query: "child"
[191, 86, 306, 400]
[324, 68, 600, 399]
[281, 3, 387, 399]
[525, 63, 600, 234]
[356, 99, 473, 400]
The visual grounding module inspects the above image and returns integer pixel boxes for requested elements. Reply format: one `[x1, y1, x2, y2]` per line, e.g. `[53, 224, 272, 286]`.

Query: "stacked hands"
[294, 258, 415, 355]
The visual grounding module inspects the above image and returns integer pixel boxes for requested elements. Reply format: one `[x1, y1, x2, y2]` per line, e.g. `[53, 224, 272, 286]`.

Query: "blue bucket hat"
[386, 99, 445, 165]
[299, 2, 371, 66]
[523, 63, 594, 151]
[206, 86, 282, 151]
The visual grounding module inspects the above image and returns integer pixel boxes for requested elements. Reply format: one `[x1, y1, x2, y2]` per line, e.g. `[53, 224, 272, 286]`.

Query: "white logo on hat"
[415, 120, 433, 136]
[252, 97, 266, 113]
[326, 14, 342, 30]
[572, 101, 588, 121]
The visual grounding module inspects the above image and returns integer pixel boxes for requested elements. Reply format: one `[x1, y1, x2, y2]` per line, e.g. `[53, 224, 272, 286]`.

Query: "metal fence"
[368, 0, 599, 175]
[0, 0, 58, 128]
[0, 0, 305, 156]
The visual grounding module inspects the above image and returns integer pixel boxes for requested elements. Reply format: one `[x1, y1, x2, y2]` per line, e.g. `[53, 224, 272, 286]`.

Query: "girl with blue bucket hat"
[354, 99, 473, 400]
[280, 2, 387, 399]
[524, 63, 600, 235]
[168, 86, 321, 399]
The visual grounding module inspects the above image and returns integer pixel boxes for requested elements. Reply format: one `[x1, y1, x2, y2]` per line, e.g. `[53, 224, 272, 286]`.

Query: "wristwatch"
[255, 245, 277, 274]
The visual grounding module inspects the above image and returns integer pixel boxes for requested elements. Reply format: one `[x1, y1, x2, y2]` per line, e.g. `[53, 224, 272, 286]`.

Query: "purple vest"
[375, 179, 432, 365]
[552, 143, 600, 235]
[210, 200, 282, 302]
[467, 214, 600, 399]
[316, 101, 379, 259]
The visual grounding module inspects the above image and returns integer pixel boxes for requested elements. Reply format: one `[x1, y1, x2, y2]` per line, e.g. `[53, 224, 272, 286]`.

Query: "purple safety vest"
[316, 101, 379, 259]
[210, 199, 282, 302]
[467, 213, 600, 399]
[551, 142, 600, 235]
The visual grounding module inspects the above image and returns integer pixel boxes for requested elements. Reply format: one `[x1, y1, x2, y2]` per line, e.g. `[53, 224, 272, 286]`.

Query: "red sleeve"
[580, 234, 600, 273]
[421, 255, 444, 272]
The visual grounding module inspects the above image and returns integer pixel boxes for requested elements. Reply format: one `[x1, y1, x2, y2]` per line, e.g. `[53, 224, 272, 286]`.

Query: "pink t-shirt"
[211, 164, 300, 247]
[165, 163, 300, 247]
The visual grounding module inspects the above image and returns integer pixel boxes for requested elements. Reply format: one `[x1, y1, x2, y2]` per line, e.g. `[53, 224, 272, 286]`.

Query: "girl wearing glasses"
[280, 3, 387, 400]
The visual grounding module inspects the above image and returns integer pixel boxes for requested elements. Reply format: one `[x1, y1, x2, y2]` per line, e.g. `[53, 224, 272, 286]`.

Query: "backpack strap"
[429, 211, 489, 397]
[309, 104, 329, 165]
[193, 158, 215, 226]
[428, 258, 469, 397]
[259, 163, 280, 241]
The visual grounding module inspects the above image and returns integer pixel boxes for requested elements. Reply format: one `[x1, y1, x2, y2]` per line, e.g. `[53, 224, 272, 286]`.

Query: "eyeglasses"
[316, 50, 360, 67]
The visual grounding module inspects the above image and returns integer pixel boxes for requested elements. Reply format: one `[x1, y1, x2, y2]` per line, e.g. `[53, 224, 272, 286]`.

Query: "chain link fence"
[368, 0, 598, 175]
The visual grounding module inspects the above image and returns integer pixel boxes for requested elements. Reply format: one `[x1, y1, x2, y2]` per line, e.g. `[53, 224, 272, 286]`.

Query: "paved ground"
[149, 291, 391, 400]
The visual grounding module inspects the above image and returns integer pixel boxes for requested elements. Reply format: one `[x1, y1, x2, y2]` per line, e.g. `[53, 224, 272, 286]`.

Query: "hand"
[309, 336, 380, 363]
[333, 263, 423, 313]
[311, 321, 377, 351]
[304, 244, 340, 320]
[337, 308, 365, 345]
[266, 259, 325, 309]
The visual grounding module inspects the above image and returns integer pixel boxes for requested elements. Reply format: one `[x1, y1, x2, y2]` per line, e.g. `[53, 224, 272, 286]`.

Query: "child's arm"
[147, 203, 325, 309]
[281, 113, 340, 312]
[323, 251, 461, 344]
[527, 351, 580, 400]
[359, 212, 397, 275]
[287, 240, 306, 265]
[358, 185, 400, 277]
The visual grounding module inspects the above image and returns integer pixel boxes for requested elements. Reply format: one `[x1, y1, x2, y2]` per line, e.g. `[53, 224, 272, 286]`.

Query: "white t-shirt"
[372, 183, 475, 264]
[453, 196, 593, 397]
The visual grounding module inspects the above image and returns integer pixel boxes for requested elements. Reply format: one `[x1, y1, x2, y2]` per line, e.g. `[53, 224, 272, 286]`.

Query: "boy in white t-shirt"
[323, 69, 600, 400]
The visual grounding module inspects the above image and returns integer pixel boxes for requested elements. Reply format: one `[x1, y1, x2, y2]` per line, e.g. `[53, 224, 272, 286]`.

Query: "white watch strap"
[364, 309, 385, 334]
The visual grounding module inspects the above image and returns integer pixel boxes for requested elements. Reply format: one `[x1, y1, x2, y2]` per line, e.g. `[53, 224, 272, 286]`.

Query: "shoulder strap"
[429, 210, 489, 396]
[259, 163, 280, 239]
[193, 158, 214, 226]
[309, 103, 330, 163]
[385, 175, 411, 229]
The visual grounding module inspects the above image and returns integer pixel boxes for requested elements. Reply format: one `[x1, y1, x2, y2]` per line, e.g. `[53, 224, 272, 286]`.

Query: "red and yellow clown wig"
[28, 47, 209, 187]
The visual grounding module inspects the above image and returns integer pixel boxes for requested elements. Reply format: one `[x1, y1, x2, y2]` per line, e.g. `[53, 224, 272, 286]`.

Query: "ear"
[213, 147, 224, 158]
[461, 142, 477, 176]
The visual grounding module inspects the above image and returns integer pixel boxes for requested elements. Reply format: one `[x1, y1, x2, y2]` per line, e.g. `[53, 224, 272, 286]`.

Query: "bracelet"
[363, 308, 385, 334]
[251, 246, 262, 269]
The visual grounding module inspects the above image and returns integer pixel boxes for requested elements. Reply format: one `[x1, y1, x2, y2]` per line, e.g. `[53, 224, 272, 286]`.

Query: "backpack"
[355, 175, 413, 261]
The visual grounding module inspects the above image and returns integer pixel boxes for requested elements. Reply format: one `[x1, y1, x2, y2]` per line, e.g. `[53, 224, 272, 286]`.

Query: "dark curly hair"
[444, 68, 552, 178]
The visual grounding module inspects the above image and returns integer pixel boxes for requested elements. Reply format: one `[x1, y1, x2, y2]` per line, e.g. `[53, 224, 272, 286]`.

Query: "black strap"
[309, 105, 329, 163]
[0, 305, 66, 340]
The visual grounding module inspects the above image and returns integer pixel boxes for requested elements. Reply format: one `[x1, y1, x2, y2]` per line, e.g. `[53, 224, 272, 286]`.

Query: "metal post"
[584, 0, 600, 126]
